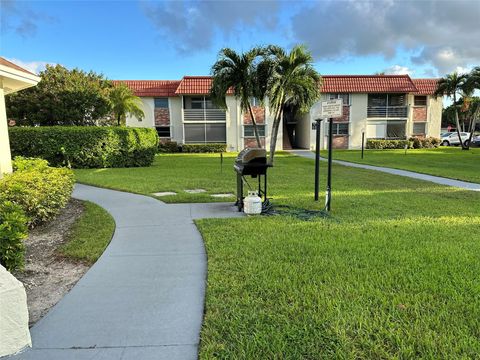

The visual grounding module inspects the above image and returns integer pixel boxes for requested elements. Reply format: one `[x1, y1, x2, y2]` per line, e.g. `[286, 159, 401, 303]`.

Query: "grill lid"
[235, 148, 266, 165]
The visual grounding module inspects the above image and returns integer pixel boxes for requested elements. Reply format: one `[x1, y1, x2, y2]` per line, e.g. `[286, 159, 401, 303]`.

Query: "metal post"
[361, 132, 365, 159]
[314, 119, 321, 201]
[326, 118, 333, 211]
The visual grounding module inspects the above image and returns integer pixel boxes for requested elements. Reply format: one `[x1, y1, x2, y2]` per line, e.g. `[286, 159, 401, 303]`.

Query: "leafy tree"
[434, 72, 468, 149]
[210, 47, 264, 147]
[6, 64, 112, 126]
[109, 83, 144, 126]
[261, 45, 321, 164]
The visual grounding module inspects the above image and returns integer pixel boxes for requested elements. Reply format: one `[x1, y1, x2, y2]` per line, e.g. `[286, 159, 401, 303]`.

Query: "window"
[413, 122, 426, 134]
[154, 98, 168, 108]
[414, 96, 427, 106]
[184, 123, 226, 143]
[326, 122, 349, 136]
[388, 94, 406, 106]
[156, 126, 170, 138]
[191, 97, 204, 109]
[249, 97, 261, 106]
[329, 93, 350, 105]
[386, 122, 406, 139]
[244, 125, 266, 137]
[368, 94, 387, 107]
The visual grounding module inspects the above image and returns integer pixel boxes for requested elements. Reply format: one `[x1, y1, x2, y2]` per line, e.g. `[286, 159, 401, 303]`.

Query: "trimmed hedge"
[366, 139, 412, 149]
[158, 141, 180, 153]
[181, 143, 227, 153]
[409, 137, 441, 149]
[0, 201, 28, 272]
[9, 126, 159, 168]
[0, 157, 75, 227]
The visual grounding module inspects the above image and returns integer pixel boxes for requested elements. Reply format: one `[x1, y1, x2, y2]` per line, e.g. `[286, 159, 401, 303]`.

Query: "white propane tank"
[244, 191, 262, 215]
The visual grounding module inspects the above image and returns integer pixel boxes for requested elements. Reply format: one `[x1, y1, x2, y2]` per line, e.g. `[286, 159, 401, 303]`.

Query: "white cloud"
[383, 65, 414, 76]
[290, 0, 480, 75]
[6, 58, 56, 74]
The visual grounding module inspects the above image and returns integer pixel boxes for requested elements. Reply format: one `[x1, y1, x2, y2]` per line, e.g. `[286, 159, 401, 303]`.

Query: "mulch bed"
[14, 199, 90, 326]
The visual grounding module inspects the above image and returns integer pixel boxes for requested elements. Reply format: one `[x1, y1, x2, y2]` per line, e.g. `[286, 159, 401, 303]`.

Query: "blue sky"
[1, 0, 479, 80]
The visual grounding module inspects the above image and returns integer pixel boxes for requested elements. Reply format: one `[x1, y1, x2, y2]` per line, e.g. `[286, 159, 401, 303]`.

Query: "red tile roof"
[320, 75, 420, 94]
[411, 78, 440, 95]
[175, 76, 234, 95]
[114, 80, 180, 97]
[0, 57, 37, 76]
[117, 75, 439, 97]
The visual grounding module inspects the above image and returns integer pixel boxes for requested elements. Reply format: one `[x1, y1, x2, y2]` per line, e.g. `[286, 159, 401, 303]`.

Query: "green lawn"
[75, 154, 480, 358]
[75, 154, 237, 203]
[60, 200, 115, 264]
[321, 147, 480, 183]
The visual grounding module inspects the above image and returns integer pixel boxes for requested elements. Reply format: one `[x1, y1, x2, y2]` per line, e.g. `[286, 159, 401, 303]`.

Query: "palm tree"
[464, 67, 480, 148]
[261, 45, 321, 164]
[210, 47, 264, 148]
[434, 72, 468, 149]
[109, 83, 144, 126]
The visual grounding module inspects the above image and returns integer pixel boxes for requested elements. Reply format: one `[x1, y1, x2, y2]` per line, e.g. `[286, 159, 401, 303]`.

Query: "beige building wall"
[427, 96, 442, 138]
[169, 97, 183, 143]
[226, 96, 240, 151]
[347, 94, 368, 149]
[125, 97, 155, 128]
[0, 87, 12, 175]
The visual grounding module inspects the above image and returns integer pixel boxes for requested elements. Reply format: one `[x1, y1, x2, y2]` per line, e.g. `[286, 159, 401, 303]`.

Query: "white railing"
[184, 109, 226, 122]
[367, 106, 408, 118]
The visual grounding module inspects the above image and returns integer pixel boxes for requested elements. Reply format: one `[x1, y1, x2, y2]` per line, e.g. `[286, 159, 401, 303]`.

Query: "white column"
[0, 87, 13, 177]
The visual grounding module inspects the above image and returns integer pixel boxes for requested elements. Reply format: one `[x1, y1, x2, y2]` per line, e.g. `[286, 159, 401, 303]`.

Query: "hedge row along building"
[116, 75, 441, 151]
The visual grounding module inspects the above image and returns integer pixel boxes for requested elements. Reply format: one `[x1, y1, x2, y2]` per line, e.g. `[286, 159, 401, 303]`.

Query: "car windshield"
[441, 132, 453, 137]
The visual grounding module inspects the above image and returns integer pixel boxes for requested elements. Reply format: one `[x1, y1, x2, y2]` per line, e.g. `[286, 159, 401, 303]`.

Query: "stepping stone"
[211, 193, 234, 198]
[152, 191, 177, 197]
[185, 189, 207, 194]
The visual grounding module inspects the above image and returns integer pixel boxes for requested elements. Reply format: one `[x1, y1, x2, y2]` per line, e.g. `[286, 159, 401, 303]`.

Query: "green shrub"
[366, 139, 412, 149]
[9, 126, 158, 168]
[181, 143, 227, 153]
[0, 157, 75, 227]
[408, 137, 441, 149]
[0, 201, 28, 272]
[158, 141, 180, 153]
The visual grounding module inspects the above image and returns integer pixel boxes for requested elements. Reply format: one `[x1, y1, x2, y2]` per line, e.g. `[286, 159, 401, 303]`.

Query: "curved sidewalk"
[290, 150, 480, 192]
[12, 184, 243, 360]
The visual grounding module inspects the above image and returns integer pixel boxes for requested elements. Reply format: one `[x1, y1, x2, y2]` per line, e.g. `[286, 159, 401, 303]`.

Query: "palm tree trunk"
[247, 103, 262, 148]
[466, 107, 479, 149]
[117, 113, 121, 127]
[268, 105, 283, 165]
[453, 93, 467, 150]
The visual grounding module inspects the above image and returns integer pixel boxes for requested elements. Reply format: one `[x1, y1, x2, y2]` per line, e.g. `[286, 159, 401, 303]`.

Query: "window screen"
[368, 94, 387, 107]
[414, 96, 427, 106]
[388, 94, 406, 106]
[184, 124, 205, 142]
[244, 125, 266, 137]
[386, 122, 406, 139]
[329, 93, 349, 105]
[154, 98, 168, 108]
[206, 124, 226, 142]
[413, 123, 426, 134]
[156, 126, 170, 138]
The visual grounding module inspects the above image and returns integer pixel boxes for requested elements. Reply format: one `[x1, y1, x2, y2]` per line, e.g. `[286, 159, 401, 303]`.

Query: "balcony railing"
[183, 109, 226, 122]
[367, 106, 408, 118]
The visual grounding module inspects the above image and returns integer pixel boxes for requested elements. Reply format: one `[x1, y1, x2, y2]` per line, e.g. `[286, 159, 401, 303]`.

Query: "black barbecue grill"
[234, 148, 270, 211]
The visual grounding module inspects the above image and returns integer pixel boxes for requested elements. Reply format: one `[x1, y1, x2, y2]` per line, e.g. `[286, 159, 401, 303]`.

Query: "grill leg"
[236, 173, 243, 212]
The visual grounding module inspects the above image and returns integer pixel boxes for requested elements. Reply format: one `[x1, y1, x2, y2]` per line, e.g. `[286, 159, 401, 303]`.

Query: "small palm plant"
[210, 47, 264, 147]
[261, 45, 322, 164]
[434, 72, 468, 149]
[109, 83, 144, 126]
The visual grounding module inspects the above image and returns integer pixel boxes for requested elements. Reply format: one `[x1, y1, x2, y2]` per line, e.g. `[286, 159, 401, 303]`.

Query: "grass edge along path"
[320, 147, 480, 184]
[60, 200, 115, 264]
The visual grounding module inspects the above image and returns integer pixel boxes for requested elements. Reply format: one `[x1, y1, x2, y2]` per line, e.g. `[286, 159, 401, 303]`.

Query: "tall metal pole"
[326, 117, 334, 211]
[361, 132, 365, 159]
[314, 119, 321, 201]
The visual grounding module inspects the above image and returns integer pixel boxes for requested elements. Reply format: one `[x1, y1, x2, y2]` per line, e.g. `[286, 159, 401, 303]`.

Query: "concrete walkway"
[12, 184, 243, 360]
[290, 150, 480, 192]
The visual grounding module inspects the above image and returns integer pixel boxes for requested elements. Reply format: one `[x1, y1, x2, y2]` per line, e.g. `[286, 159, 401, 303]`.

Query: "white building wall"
[427, 96, 443, 138]
[0, 87, 12, 175]
[349, 94, 368, 149]
[126, 97, 155, 128]
[169, 97, 183, 143]
[226, 96, 240, 151]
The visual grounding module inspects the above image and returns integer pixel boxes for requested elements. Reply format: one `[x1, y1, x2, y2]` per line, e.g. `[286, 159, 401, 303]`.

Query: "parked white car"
[472, 135, 480, 147]
[440, 132, 471, 146]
